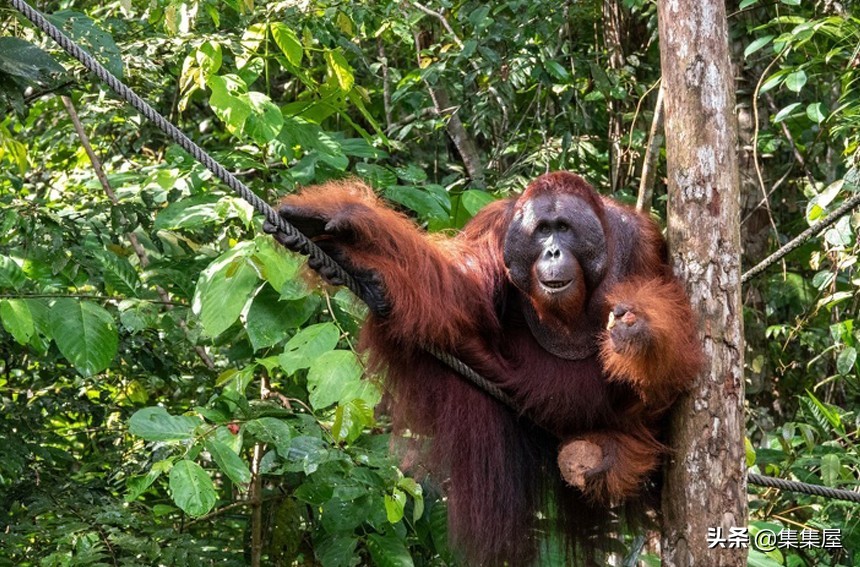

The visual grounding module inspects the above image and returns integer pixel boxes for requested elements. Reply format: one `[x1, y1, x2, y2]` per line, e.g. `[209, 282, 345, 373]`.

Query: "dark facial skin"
[503, 193, 608, 306]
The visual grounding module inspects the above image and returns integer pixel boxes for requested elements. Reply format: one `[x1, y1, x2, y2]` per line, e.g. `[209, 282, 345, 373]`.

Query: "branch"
[636, 85, 664, 212]
[410, 1, 508, 134]
[61, 95, 215, 369]
[411, 30, 486, 188]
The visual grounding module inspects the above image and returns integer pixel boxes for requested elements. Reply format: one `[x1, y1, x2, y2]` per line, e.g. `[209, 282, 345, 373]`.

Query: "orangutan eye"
[557, 222, 570, 232]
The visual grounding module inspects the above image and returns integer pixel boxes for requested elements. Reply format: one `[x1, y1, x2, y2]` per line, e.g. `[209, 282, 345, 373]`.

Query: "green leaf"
[278, 322, 340, 374]
[744, 35, 774, 58]
[461, 190, 497, 217]
[125, 468, 162, 502]
[324, 50, 354, 91]
[244, 91, 285, 145]
[205, 439, 252, 485]
[398, 477, 424, 522]
[385, 186, 449, 220]
[50, 299, 118, 376]
[773, 102, 801, 123]
[208, 74, 284, 144]
[784, 70, 807, 93]
[279, 117, 349, 170]
[193, 243, 260, 337]
[244, 417, 293, 452]
[0, 299, 34, 344]
[0, 255, 27, 290]
[270, 23, 303, 67]
[307, 350, 380, 410]
[394, 164, 428, 184]
[745, 437, 757, 468]
[307, 350, 360, 409]
[366, 532, 414, 567]
[128, 407, 203, 442]
[759, 72, 785, 94]
[384, 489, 406, 523]
[836, 346, 856, 375]
[544, 60, 570, 82]
[332, 398, 374, 443]
[820, 453, 840, 486]
[252, 235, 303, 295]
[315, 534, 358, 567]
[779, 0, 800, 5]
[48, 11, 122, 78]
[154, 194, 221, 230]
[355, 163, 397, 188]
[748, 549, 784, 567]
[100, 252, 140, 296]
[739, 0, 760, 7]
[237, 23, 267, 68]
[245, 285, 318, 351]
[824, 215, 853, 247]
[806, 102, 826, 124]
[805, 391, 842, 430]
[169, 460, 217, 516]
[429, 502, 450, 559]
[208, 74, 252, 134]
[0, 38, 65, 84]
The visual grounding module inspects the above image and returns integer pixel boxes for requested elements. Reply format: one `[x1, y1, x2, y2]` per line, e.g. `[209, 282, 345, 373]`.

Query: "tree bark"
[657, 1, 747, 565]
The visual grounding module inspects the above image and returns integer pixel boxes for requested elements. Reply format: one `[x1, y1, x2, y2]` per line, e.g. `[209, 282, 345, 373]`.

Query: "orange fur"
[273, 173, 703, 566]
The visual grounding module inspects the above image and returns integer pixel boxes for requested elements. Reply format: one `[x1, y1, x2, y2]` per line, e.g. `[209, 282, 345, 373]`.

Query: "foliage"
[0, 0, 857, 565]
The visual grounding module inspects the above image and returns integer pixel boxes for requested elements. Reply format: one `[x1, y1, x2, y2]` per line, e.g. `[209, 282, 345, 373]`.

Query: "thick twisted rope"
[11, 0, 858, 501]
[742, 191, 860, 284]
[748, 473, 860, 504]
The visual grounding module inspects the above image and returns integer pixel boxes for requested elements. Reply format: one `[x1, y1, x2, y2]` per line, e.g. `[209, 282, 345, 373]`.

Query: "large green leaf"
[245, 285, 319, 351]
[0, 299, 34, 344]
[169, 460, 217, 516]
[270, 23, 303, 67]
[332, 398, 374, 444]
[205, 439, 252, 485]
[49, 299, 118, 376]
[324, 50, 354, 91]
[251, 236, 303, 296]
[820, 453, 840, 487]
[47, 11, 122, 78]
[0, 38, 65, 84]
[307, 350, 380, 410]
[193, 243, 261, 337]
[0, 255, 27, 290]
[154, 194, 221, 230]
[366, 532, 414, 567]
[207, 74, 283, 144]
[461, 190, 496, 216]
[100, 252, 140, 296]
[385, 186, 449, 220]
[129, 407, 203, 442]
[784, 69, 807, 93]
[278, 322, 340, 374]
[315, 534, 358, 567]
[243, 417, 293, 453]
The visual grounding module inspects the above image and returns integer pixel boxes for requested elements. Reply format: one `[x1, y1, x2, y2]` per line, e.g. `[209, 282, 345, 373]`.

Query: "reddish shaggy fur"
[275, 172, 703, 565]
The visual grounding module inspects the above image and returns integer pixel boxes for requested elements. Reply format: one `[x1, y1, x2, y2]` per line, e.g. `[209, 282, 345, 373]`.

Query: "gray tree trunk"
[657, 1, 748, 565]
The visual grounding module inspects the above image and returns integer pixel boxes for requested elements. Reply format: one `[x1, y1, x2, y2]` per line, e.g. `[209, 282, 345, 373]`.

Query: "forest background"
[0, 0, 858, 565]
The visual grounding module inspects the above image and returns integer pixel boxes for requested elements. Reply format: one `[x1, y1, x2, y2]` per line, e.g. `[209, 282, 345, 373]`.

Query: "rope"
[10, 0, 855, 502]
[742, 191, 860, 284]
[748, 473, 860, 504]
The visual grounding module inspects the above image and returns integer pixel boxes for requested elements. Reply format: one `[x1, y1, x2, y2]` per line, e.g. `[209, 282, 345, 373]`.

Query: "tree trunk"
[657, 1, 747, 565]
